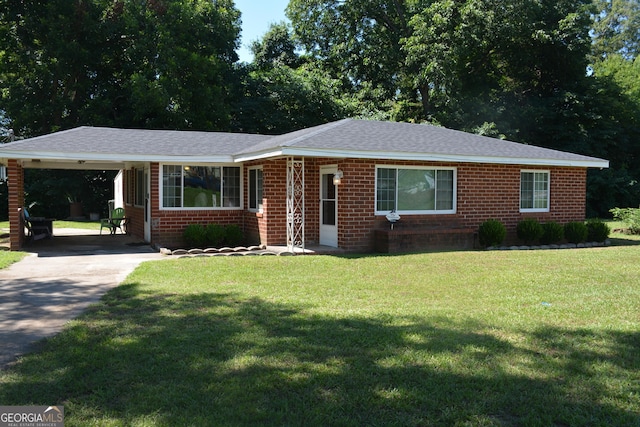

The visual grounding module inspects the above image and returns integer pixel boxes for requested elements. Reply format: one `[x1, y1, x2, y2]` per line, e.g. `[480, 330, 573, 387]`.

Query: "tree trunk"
[417, 83, 431, 119]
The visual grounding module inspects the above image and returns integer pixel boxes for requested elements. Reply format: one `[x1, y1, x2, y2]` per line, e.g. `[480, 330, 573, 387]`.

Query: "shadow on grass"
[608, 236, 640, 246]
[1, 283, 638, 426]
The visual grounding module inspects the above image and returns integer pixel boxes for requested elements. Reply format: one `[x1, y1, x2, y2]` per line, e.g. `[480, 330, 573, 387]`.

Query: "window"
[135, 168, 145, 206]
[161, 164, 241, 209]
[248, 168, 263, 211]
[375, 166, 456, 214]
[520, 171, 549, 212]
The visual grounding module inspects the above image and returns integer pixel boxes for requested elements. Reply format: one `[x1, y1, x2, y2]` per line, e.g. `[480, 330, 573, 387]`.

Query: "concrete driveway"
[0, 229, 163, 369]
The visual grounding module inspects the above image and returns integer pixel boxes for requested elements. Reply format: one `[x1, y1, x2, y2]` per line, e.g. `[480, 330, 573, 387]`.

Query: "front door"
[319, 166, 338, 247]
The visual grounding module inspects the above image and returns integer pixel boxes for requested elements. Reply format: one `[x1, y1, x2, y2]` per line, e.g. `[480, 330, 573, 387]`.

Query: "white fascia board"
[234, 149, 285, 162]
[255, 147, 609, 169]
[0, 150, 234, 164]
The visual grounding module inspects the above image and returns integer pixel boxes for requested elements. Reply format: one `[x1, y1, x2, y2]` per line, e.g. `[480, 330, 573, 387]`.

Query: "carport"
[0, 127, 149, 251]
[4, 157, 130, 251]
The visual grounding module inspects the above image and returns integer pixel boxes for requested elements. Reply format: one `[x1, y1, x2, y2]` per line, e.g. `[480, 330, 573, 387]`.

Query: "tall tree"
[234, 24, 348, 134]
[250, 22, 300, 70]
[287, 0, 595, 129]
[0, 0, 242, 137]
[287, 0, 419, 115]
[591, 0, 640, 60]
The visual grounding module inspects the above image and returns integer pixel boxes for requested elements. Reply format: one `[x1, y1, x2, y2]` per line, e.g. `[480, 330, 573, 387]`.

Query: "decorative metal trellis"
[286, 157, 305, 253]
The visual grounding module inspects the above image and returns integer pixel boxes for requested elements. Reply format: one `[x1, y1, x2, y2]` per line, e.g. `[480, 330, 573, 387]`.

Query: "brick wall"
[136, 159, 588, 252]
[329, 160, 587, 251]
[8, 160, 24, 250]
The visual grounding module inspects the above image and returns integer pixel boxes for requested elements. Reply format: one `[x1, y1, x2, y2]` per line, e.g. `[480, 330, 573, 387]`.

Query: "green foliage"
[517, 218, 543, 245]
[183, 223, 244, 248]
[250, 22, 299, 69]
[234, 63, 348, 134]
[205, 223, 225, 247]
[610, 207, 640, 234]
[183, 224, 207, 248]
[478, 219, 506, 248]
[591, 0, 640, 61]
[224, 224, 244, 247]
[540, 222, 565, 245]
[24, 169, 117, 219]
[586, 218, 611, 242]
[0, 0, 241, 136]
[564, 221, 588, 244]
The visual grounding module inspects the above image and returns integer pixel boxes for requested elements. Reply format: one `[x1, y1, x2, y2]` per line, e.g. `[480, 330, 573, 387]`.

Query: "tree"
[287, 0, 419, 116]
[287, 0, 595, 128]
[232, 22, 349, 134]
[250, 22, 300, 70]
[0, 0, 242, 137]
[591, 0, 640, 61]
[234, 64, 348, 134]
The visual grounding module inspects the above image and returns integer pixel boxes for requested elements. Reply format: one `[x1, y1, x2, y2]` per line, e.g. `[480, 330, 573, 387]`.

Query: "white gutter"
[0, 150, 235, 164]
[235, 147, 610, 169]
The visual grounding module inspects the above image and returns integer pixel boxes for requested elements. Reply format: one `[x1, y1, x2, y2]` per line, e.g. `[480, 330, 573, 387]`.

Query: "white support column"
[286, 157, 305, 253]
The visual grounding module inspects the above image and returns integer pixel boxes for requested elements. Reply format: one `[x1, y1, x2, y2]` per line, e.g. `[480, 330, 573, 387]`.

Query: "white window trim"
[520, 169, 550, 213]
[375, 165, 457, 215]
[159, 162, 243, 210]
[248, 166, 264, 213]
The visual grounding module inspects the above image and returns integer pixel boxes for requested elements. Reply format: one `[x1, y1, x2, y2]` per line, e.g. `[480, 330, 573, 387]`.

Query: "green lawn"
[1, 244, 639, 426]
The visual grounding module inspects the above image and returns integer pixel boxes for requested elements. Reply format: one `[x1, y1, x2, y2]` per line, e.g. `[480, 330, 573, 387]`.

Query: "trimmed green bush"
[516, 218, 543, 245]
[586, 219, 610, 242]
[540, 222, 564, 245]
[478, 219, 506, 248]
[564, 221, 588, 244]
[183, 224, 207, 248]
[205, 223, 226, 247]
[225, 224, 244, 246]
[610, 207, 640, 234]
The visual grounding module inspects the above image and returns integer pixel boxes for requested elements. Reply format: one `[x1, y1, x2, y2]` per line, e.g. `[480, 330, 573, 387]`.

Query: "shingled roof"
[235, 119, 608, 167]
[0, 119, 608, 168]
[0, 126, 270, 163]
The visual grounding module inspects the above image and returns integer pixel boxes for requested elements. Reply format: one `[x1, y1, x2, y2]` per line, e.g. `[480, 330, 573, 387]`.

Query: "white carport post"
[286, 157, 305, 253]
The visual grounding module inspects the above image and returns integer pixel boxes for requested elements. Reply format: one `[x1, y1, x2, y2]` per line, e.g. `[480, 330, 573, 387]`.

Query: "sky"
[234, 0, 290, 63]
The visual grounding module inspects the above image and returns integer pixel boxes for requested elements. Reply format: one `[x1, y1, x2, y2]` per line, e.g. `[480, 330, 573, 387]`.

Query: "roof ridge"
[281, 118, 351, 147]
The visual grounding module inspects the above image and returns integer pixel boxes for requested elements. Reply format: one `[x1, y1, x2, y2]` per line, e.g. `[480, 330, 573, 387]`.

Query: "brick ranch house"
[0, 119, 608, 252]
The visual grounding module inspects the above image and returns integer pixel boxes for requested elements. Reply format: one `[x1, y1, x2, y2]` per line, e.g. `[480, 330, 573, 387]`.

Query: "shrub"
[224, 224, 244, 246]
[564, 221, 588, 244]
[586, 219, 610, 242]
[516, 218, 543, 245]
[609, 207, 640, 234]
[540, 221, 564, 245]
[183, 224, 207, 248]
[205, 223, 225, 247]
[478, 219, 506, 248]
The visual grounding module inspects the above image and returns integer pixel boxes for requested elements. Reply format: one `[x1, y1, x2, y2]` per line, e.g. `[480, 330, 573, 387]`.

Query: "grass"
[0, 251, 26, 267]
[0, 219, 101, 231]
[0, 219, 101, 232]
[0, 244, 639, 426]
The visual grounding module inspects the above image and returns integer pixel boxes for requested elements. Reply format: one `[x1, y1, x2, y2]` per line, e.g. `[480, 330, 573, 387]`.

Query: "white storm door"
[319, 166, 338, 247]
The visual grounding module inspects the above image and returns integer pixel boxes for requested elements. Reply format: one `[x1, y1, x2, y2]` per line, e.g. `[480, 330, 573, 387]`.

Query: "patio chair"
[20, 207, 51, 242]
[100, 207, 127, 235]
